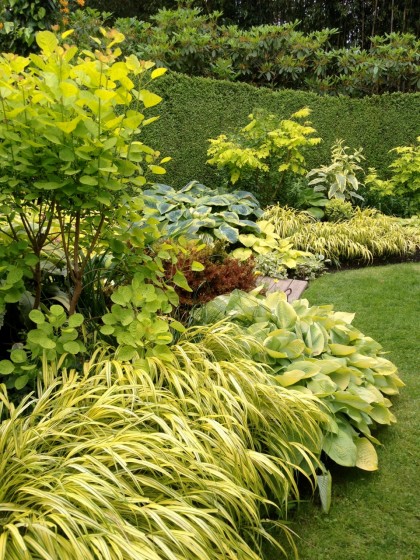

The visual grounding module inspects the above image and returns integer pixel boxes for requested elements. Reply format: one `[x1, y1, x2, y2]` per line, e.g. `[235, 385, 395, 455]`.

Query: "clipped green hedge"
[143, 73, 420, 196]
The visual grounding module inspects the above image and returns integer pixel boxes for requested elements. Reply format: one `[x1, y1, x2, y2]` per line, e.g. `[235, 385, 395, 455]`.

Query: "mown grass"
[264, 262, 420, 560]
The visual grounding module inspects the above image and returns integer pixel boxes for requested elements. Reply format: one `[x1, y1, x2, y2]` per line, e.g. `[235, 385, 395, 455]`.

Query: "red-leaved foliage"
[165, 243, 257, 308]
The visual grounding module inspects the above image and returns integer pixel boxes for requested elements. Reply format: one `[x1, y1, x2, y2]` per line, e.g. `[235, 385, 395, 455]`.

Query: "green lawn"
[264, 262, 420, 560]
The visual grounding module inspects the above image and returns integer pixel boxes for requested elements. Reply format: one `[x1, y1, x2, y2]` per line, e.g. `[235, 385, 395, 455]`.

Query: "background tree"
[84, 0, 419, 48]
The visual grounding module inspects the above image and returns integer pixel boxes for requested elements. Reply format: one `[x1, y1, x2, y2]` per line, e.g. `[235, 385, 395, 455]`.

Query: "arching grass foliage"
[0, 323, 326, 560]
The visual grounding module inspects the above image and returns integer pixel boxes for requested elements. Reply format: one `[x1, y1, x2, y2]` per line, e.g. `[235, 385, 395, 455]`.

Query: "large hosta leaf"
[329, 343, 357, 356]
[317, 471, 332, 513]
[274, 369, 307, 387]
[305, 323, 327, 355]
[214, 223, 239, 243]
[355, 437, 378, 471]
[273, 298, 298, 329]
[323, 427, 358, 467]
[307, 374, 337, 397]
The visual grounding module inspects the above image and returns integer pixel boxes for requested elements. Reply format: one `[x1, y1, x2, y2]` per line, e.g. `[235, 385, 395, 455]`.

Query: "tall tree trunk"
[371, 0, 379, 39]
[390, 0, 395, 33]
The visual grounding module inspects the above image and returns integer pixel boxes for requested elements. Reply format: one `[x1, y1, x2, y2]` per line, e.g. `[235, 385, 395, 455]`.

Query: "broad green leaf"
[6, 267, 23, 284]
[111, 286, 133, 306]
[15, 374, 29, 390]
[307, 375, 337, 396]
[0, 360, 14, 375]
[169, 320, 185, 333]
[274, 370, 306, 387]
[284, 338, 306, 359]
[80, 175, 98, 186]
[3, 288, 23, 304]
[68, 313, 84, 328]
[95, 89, 116, 102]
[100, 325, 115, 335]
[10, 349, 27, 364]
[61, 29, 75, 39]
[149, 165, 166, 175]
[323, 427, 358, 467]
[306, 323, 326, 355]
[117, 160, 138, 176]
[60, 82, 78, 98]
[329, 343, 357, 356]
[29, 309, 45, 325]
[27, 330, 56, 349]
[116, 345, 137, 361]
[215, 223, 239, 243]
[63, 341, 81, 354]
[333, 391, 372, 411]
[369, 404, 394, 424]
[123, 114, 144, 129]
[172, 270, 192, 292]
[34, 180, 63, 190]
[147, 344, 174, 362]
[349, 354, 378, 368]
[36, 31, 58, 54]
[232, 247, 252, 260]
[112, 307, 135, 327]
[329, 371, 351, 390]
[334, 311, 355, 324]
[191, 261, 205, 272]
[56, 118, 81, 134]
[275, 299, 297, 329]
[50, 305, 65, 317]
[317, 471, 332, 513]
[59, 147, 75, 162]
[285, 361, 320, 378]
[317, 358, 346, 374]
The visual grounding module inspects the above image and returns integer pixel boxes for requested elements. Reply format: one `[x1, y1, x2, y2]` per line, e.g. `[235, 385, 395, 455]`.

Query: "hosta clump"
[143, 183, 321, 278]
[143, 181, 262, 243]
[234, 219, 322, 278]
[196, 290, 404, 470]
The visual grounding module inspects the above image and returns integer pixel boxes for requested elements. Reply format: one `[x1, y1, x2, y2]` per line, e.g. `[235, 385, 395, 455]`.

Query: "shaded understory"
[264, 262, 420, 560]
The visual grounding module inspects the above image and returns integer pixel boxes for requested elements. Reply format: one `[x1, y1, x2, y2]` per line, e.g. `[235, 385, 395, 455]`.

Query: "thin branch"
[80, 213, 106, 275]
[56, 205, 73, 281]
[73, 210, 81, 278]
[39, 199, 56, 246]
[4, 217, 19, 240]
[19, 212, 36, 248]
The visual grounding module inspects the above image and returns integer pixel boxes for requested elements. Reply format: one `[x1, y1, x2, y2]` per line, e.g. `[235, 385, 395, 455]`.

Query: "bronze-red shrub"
[166, 244, 257, 308]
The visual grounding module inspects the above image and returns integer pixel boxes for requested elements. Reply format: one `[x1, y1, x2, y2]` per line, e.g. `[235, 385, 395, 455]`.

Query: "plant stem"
[69, 210, 81, 315]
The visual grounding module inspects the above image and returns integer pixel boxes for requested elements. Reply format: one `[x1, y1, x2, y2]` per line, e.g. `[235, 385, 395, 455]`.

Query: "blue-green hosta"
[143, 181, 262, 243]
[196, 290, 404, 470]
[143, 184, 321, 278]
